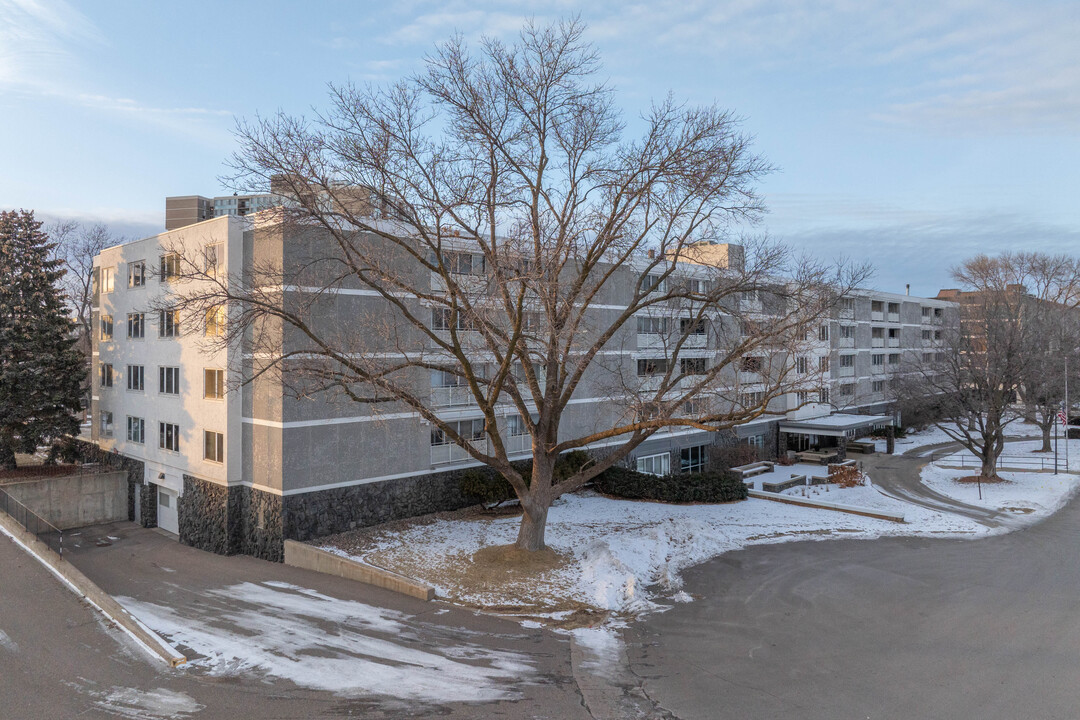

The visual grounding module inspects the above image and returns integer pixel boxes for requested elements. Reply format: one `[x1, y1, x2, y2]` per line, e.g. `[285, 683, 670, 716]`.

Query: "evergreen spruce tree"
[0, 210, 84, 470]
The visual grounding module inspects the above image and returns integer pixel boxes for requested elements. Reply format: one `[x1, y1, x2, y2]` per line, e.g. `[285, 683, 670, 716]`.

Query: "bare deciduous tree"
[161, 19, 867, 551]
[896, 251, 1080, 478]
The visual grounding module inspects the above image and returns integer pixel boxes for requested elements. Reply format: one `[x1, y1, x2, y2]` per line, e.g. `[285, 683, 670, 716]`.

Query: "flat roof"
[779, 413, 893, 437]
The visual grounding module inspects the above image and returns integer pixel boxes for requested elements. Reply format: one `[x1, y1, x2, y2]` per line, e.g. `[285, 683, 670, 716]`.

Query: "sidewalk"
[63, 521, 589, 715]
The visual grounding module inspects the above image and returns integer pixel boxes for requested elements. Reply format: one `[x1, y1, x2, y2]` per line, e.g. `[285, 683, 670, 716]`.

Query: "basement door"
[157, 487, 179, 535]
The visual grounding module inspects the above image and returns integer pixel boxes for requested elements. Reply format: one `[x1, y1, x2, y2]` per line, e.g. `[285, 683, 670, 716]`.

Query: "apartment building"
[91, 213, 953, 560]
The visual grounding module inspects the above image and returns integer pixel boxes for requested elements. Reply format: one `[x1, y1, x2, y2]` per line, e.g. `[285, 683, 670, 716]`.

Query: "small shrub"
[829, 465, 864, 488]
[458, 468, 515, 508]
[594, 467, 748, 503]
[708, 443, 762, 470]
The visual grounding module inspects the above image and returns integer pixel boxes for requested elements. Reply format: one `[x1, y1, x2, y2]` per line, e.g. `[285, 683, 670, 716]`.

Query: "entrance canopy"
[778, 413, 893, 438]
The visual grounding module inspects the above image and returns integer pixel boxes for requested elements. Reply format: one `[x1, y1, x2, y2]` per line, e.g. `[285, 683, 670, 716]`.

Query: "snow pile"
[116, 581, 536, 703]
[89, 687, 203, 720]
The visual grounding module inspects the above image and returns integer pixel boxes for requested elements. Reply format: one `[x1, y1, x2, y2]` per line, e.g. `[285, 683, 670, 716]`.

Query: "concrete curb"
[284, 540, 436, 601]
[0, 513, 186, 667]
[748, 489, 906, 523]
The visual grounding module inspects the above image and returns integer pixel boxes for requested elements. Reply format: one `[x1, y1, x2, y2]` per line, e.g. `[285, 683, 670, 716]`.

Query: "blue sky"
[2, 0, 1079, 295]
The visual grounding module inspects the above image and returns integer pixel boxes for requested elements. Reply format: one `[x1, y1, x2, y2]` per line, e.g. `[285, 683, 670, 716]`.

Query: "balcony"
[838, 337, 855, 349]
[871, 338, 885, 348]
[838, 308, 854, 320]
[430, 385, 475, 408]
[888, 338, 900, 347]
[871, 364, 886, 375]
[838, 366, 855, 378]
[430, 442, 475, 465]
[871, 311, 884, 321]
[505, 433, 531, 456]
[887, 312, 900, 323]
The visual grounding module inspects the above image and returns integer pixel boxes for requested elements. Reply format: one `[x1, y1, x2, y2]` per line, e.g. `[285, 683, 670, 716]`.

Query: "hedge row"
[593, 466, 747, 504]
[459, 451, 749, 506]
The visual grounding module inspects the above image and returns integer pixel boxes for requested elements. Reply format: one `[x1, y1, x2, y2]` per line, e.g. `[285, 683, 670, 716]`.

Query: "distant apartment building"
[91, 212, 953, 560]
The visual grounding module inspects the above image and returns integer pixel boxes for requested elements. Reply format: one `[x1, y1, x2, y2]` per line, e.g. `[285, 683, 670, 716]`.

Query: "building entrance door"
[157, 487, 179, 535]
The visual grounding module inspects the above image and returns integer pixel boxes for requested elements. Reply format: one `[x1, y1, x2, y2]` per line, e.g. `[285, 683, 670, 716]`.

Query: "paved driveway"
[624, 479, 1080, 719]
[36, 521, 591, 719]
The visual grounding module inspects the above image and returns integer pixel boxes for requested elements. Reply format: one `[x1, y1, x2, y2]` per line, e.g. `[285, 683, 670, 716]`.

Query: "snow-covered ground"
[889, 420, 1048, 456]
[922, 463, 1080, 518]
[116, 581, 537, 704]
[321, 476, 1057, 618]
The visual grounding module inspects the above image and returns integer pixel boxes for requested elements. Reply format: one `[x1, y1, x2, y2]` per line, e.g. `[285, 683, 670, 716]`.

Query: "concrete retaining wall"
[283, 540, 435, 601]
[2, 471, 129, 530]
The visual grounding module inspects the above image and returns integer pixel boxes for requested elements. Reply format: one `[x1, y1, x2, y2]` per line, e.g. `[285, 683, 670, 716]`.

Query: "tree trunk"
[1041, 423, 1053, 453]
[980, 455, 997, 479]
[515, 501, 550, 551]
[516, 453, 554, 551]
[0, 441, 16, 471]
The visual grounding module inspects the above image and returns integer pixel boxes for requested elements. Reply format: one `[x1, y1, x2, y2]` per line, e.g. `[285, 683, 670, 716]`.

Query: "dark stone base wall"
[178, 475, 283, 562]
[283, 467, 476, 543]
[141, 481, 158, 528]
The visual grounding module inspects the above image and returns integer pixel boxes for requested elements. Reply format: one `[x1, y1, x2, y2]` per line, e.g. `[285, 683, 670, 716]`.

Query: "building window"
[680, 357, 708, 375]
[126, 416, 144, 444]
[99, 411, 113, 437]
[205, 243, 224, 278]
[203, 430, 224, 463]
[680, 317, 706, 335]
[126, 365, 144, 391]
[159, 366, 180, 395]
[796, 390, 813, 405]
[204, 368, 224, 399]
[840, 325, 855, 339]
[636, 452, 670, 476]
[205, 305, 225, 337]
[636, 316, 668, 335]
[819, 356, 829, 372]
[100, 314, 113, 341]
[745, 434, 766, 449]
[741, 390, 765, 407]
[839, 298, 855, 312]
[797, 356, 809, 374]
[888, 353, 900, 365]
[439, 250, 485, 275]
[921, 329, 932, 340]
[431, 307, 476, 331]
[922, 306, 932, 318]
[740, 356, 763, 373]
[159, 253, 181, 281]
[643, 274, 667, 293]
[128, 260, 146, 288]
[840, 354, 855, 368]
[818, 325, 829, 341]
[159, 422, 180, 452]
[507, 415, 528, 437]
[872, 353, 884, 366]
[127, 312, 144, 339]
[682, 397, 709, 416]
[637, 358, 669, 377]
[819, 387, 830, 404]
[100, 267, 115, 293]
[840, 383, 855, 397]
[430, 418, 486, 446]
[680, 445, 707, 473]
[159, 309, 180, 338]
[99, 363, 113, 388]
[872, 380, 885, 393]
[871, 300, 884, 313]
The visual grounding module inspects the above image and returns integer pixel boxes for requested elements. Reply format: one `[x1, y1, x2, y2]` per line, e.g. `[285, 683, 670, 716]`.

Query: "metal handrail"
[0, 487, 63, 559]
[930, 449, 1073, 473]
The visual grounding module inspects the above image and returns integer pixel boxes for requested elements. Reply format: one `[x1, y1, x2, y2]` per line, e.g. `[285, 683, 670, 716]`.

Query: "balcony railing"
[887, 338, 900, 347]
[430, 385, 474, 408]
[871, 338, 885, 348]
[871, 364, 886, 375]
[838, 366, 855, 377]
[838, 337, 855, 348]
[887, 312, 900, 323]
[430, 442, 475, 465]
[871, 311, 884, 321]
